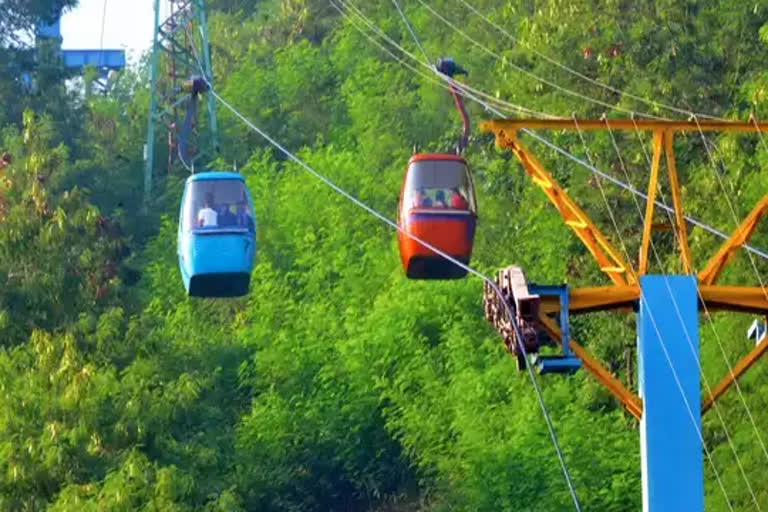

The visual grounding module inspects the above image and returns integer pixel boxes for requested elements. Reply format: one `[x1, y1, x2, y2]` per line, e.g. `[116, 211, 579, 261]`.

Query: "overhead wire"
[522, 130, 768, 260]
[406, 49, 741, 503]
[452, 0, 727, 122]
[335, 0, 552, 119]
[351, 2, 581, 507]
[211, 81, 583, 511]
[570, 116, 736, 510]
[190, 18, 584, 509]
[692, 115, 768, 301]
[335, 25, 768, 466]
[411, 0, 666, 120]
[599, 118, 761, 507]
[185, 2, 767, 506]
[98, 0, 108, 66]
[352, 1, 751, 503]
[418, 0, 766, 205]
[389, 0, 430, 64]
[337, 0, 768, 262]
[336, 1, 751, 504]
[630, 121, 768, 467]
[690, 115, 768, 468]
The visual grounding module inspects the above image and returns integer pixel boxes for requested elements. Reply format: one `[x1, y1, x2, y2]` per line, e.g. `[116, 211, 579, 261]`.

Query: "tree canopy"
[0, 0, 767, 510]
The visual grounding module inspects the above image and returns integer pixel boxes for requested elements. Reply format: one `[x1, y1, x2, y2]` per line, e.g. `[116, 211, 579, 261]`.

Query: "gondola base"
[406, 256, 469, 279]
[188, 272, 251, 298]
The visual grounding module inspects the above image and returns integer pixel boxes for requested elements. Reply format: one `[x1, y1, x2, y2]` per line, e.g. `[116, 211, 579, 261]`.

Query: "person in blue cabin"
[236, 201, 255, 232]
[197, 192, 218, 227]
[218, 203, 236, 227]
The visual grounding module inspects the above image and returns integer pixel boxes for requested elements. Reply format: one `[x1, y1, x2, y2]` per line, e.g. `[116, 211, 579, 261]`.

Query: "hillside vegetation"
[1, 0, 768, 509]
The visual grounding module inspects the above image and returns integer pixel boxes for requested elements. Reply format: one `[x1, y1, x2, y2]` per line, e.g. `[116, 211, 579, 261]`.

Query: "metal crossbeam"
[482, 118, 768, 133]
[482, 118, 768, 290]
[536, 285, 768, 316]
[702, 337, 768, 414]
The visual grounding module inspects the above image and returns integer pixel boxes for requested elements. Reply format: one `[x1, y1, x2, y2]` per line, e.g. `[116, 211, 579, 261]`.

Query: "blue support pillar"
[638, 275, 703, 512]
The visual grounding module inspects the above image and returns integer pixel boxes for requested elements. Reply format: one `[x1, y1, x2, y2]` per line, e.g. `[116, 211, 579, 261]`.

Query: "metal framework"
[145, 0, 218, 203]
[481, 118, 768, 511]
[481, 118, 768, 415]
[35, 16, 126, 94]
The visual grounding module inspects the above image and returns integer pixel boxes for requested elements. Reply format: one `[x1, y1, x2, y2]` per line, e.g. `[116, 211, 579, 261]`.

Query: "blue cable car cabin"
[177, 172, 256, 297]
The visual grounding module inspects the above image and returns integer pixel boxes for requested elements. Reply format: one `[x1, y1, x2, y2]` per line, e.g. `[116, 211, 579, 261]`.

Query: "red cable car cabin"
[397, 153, 478, 279]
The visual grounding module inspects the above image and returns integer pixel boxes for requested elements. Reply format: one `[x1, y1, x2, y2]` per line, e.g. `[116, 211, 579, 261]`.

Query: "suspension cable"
[390, 0, 430, 65]
[570, 116, 736, 510]
[691, 115, 768, 301]
[211, 82, 582, 511]
[630, 120, 768, 467]
[423, 3, 761, 497]
[332, 0, 550, 120]
[372, 2, 750, 495]
[453, 0, 727, 122]
[336, 0, 551, 118]
[411, 0, 665, 120]
[335, 0, 768, 261]
[601, 118, 760, 507]
[188, 6, 768, 505]
[188, 25, 583, 510]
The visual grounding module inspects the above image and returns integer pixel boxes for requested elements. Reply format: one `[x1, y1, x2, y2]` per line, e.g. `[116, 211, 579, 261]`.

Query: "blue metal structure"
[638, 276, 703, 510]
[527, 284, 581, 375]
[37, 19, 63, 40]
[177, 172, 256, 298]
[35, 17, 125, 92]
[61, 49, 126, 75]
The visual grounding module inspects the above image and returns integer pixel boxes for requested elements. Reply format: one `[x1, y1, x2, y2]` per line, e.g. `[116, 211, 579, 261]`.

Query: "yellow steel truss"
[538, 312, 643, 420]
[482, 118, 768, 418]
[699, 191, 768, 285]
[495, 129, 635, 286]
[537, 285, 768, 316]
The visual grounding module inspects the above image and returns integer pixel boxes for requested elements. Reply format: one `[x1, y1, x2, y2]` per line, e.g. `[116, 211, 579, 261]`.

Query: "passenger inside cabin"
[197, 192, 218, 227]
[236, 202, 255, 232]
[413, 188, 432, 208]
[218, 203, 236, 226]
[412, 188, 423, 208]
[450, 187, 468, 209]
[434, 189, 448, 208]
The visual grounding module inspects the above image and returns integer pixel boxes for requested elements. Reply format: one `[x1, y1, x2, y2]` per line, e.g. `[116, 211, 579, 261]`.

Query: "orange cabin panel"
[397, 153, 478, 279]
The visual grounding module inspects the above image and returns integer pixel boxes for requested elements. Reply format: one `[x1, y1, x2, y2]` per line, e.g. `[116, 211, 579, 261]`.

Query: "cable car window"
[404, 160, 475, 212]
[181, 179, 254, 232]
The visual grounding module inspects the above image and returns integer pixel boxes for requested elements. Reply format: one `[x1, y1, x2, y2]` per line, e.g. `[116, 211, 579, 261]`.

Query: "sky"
[61, 0, 158, 66]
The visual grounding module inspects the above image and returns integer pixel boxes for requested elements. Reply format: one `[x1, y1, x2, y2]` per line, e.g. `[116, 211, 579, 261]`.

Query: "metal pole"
[638, 275, 703, 511]
[195, 0, 219, 157]
[144, 0, 161, 206]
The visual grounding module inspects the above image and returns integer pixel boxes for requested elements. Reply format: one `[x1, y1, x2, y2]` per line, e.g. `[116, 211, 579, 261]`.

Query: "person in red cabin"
[413, 187, 432, 207]
[434, 190, 448, 208]
[450, 187, 468, 209]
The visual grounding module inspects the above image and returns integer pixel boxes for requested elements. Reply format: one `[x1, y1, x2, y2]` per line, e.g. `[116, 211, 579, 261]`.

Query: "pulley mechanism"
[483, 266, 581, 374]
[436, 57, 470, 155]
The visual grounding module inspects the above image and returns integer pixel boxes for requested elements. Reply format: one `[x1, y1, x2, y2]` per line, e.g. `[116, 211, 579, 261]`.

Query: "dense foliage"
[1, 0, 768, 509]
